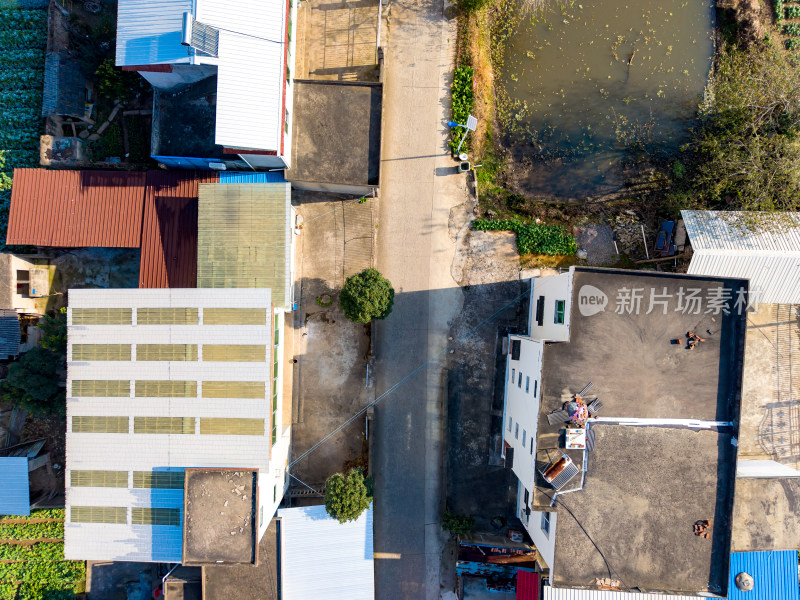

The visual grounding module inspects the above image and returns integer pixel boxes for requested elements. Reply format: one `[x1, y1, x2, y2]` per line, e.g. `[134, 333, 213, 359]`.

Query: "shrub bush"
[472, 219, 578, 255]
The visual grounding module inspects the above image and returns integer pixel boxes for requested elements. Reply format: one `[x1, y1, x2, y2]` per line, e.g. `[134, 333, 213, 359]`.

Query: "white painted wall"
[527, 509, 557, 571]
[503, 336, 543, 495]
[528, 272, 573, 341]
[736, 459, 800, 478]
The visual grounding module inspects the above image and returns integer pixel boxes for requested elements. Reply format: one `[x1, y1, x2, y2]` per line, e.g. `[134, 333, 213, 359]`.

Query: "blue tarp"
[729, 551, 800, 600]
[0, 457, 30, 516]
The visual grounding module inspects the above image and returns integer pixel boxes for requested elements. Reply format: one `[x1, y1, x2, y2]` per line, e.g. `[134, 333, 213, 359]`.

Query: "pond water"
[500, 0, 715, 199]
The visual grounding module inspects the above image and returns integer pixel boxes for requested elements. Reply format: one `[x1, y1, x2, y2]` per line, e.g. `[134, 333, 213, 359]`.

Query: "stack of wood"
[693, 519, 711, 538]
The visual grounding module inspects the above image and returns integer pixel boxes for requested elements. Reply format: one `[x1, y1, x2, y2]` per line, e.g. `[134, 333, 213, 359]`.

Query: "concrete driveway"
[289, 191, 376, 496]
[372, 0, 467, 596]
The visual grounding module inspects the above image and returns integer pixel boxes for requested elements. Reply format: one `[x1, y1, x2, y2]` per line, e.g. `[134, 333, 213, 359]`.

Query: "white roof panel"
[65, 288, 281, 562]
[544, 588, 706, 600]
[278, 504, 374, 600]
[214, 29, 285, 150]
[682, 210, 800, 253]
[115, 0, 287, 150]
[682, 211, 800, 304]
[116, 0, 193, 66]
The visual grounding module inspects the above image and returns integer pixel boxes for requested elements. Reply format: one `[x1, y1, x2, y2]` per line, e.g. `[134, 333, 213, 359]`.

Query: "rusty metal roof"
[7, 169, 147, 247]
[138, 171, 217, 288]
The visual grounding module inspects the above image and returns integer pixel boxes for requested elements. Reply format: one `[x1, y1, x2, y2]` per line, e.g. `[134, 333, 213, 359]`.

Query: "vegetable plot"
[0, 7, 47, 251]
[0, 510, 85, 600]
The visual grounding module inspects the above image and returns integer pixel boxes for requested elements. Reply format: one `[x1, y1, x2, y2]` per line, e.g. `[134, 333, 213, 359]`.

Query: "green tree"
[39, 308, 67, 355]
[339, 268, 395, 323]
[1, 347, 65, 414]
[324, 468, 371, 524]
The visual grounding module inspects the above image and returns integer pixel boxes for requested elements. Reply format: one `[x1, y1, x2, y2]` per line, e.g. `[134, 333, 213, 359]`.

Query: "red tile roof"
[138, 171, 217, 288]
[6, 169, 147, 247]
[516, 570, 539, 600]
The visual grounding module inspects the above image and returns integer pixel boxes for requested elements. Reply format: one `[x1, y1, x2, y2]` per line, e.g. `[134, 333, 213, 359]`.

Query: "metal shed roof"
[278, 504, 374, 600]
[0, 309, 20, 360]
[7, 169, 147, 248]
[115, 0, 287, 152]
[543, 588, 706, 600]
[197, 183, 292, 308]
[729, 551, 800, 600]
[116, 0, 194, 66]
[218, 171, 286, 184]
[0, 457, 30, 516]
[138, 171, 217, 288]
[682, 210, 800, 304]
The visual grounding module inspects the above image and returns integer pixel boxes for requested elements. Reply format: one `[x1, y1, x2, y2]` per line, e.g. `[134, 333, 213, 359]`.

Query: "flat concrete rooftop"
[551, 426, 734, 594]
[287, 80, 381, 187]
[203, 518, 279, 600]
[536, 268, 746, 594]
[182, 469, 257, 565]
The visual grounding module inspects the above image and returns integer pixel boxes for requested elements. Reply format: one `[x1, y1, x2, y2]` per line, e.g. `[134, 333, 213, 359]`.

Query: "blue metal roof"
[218, 171, 286, 183]
[729, 551, 799, 600]
[0, 457, 30, 516]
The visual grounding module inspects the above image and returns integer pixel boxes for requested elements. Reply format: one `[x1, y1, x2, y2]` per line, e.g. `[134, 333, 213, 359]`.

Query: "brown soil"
[21, 413, 66, 493]
[720, 0, 769, 44]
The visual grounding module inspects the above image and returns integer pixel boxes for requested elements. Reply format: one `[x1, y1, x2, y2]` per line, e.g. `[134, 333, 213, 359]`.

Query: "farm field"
[0, 509, 85, 600]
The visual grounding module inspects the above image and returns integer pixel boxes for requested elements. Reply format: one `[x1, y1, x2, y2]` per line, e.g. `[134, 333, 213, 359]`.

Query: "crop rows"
[0, 509, 83, 599]
[0, 10, 46, 31]
[0, 6, 47, 253]
[472, 218, 578, 255]
[0, 543, 63, 562]
[0, 522, 64, 541]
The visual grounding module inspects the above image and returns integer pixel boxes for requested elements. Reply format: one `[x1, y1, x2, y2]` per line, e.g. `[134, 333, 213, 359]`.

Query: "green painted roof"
[197, 183, 292, 309]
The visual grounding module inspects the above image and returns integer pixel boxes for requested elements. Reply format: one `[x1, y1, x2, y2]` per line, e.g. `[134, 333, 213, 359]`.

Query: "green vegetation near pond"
[449, 65, 475, 153]
[0, 7, 47, 252]
[0, 509, 86, 600]
[473, 218, 577, 255]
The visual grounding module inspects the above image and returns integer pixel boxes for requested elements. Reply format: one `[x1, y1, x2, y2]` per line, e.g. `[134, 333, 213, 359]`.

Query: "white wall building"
[116, 0, 298, 169]
[64, 288, 290, 562]
[529, 272, 573, 341]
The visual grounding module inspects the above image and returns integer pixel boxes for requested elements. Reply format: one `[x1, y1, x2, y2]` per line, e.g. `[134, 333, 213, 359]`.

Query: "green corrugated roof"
[197, 183, 291, 308]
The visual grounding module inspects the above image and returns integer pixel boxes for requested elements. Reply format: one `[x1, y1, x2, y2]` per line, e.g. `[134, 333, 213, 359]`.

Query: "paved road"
[372, 0, 465, 597]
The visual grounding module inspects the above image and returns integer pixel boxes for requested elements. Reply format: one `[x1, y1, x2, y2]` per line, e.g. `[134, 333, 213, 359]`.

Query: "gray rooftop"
[287, 81, 381, 187]
[203, 518, 280, 600]
[182, 469, 257, 565]
[535, 268, 746, 594]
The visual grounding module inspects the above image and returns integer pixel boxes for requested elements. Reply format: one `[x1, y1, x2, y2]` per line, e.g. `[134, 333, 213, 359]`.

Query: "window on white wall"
[541, 511, 551, 537]
[525, 376, 530, 393]
[554, 300, 566, 324]
[511, 368, 515, 382]
[518, 372, 522, 388]
[530, 438, 534, 454]
[515, 423, 519, 439]
[534, 380, 538, 398]
[508, 417, 512, 431]
[522, 429, 526, 447]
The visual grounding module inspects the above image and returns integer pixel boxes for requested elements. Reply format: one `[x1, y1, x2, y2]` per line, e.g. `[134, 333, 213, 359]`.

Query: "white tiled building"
[64, 288, 290, 562]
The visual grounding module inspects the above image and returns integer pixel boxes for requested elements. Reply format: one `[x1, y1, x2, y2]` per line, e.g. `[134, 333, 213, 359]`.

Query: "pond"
[499, 0, 715, 200]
